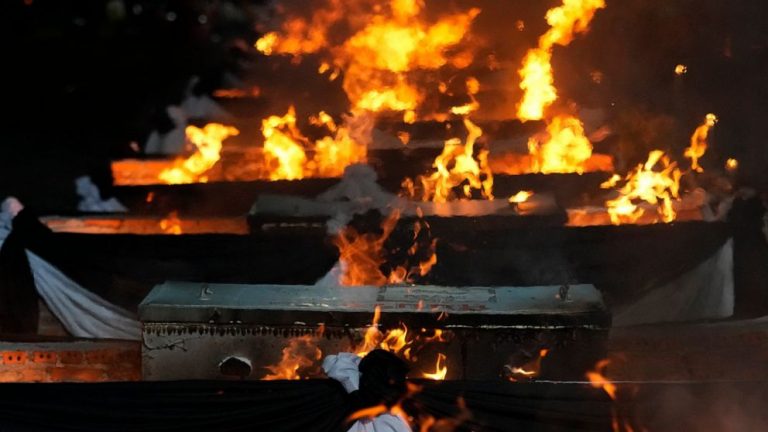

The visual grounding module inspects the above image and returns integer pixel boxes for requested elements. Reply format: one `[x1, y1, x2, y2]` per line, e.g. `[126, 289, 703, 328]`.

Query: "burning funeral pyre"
[4, 0, 768, 431]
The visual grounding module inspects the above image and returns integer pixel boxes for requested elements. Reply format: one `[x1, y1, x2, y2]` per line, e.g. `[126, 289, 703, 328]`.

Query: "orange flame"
[726, 158, 738, 172]
[514, 0, 604, 175]
[517, 0, 606, 121]
[159, 211, 182, 235]
[684, 113, 717, 173]
[587, 359, 616, 399]
[334, 208, 437, 287]
[255, 0, 343, 57]
[158, 123, 239, 184]
[260, 107, 368, 181]
[508, 190, 533, 204]
[603, 150, 682, 224]
[422, 353, 447, 380]
[263, 330, 324, 380]
[414, 118, 493, 202]
[587, 359, 638, 432]
[505, 349, 549, 381]
[527, 114, 594, 174]
[257, 0, 480, 118]
[261, 107, 309, 181]
[334, 210, 400, 287]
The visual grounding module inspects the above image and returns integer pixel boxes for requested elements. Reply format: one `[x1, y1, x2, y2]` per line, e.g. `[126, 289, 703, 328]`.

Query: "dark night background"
[1, 0, 767, 212]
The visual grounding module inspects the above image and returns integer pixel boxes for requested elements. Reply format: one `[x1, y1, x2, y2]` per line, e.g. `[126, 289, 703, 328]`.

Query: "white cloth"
[614, 238, 734, 326]
[322, 353, 361, 393]
[348, 415, 411, 432]
[322, 353, 411, 432]
[26, 250, 141, 340]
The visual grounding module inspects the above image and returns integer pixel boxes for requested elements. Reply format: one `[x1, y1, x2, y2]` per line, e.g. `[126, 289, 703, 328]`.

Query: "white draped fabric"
[614, 239, 734, 326]
[26, 250, 141, 340]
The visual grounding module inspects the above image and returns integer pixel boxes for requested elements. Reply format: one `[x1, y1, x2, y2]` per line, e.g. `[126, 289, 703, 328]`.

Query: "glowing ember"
[212, 87, 261, 98]
[413, 118, 493, 203]
[158, 123, 239, 184]
[604, 150, 682, 225]
[159, 211, 182, 235]
[505, 349, 549, 381]
[726, 158, 738, 172]
[516, 0, 606, 121]
[527, 114, 594, 174]
[508, 190, 533, 203]
[674, 64, 688, 75]
[684, 113, 717, 173]
[422, 353, 448, 380]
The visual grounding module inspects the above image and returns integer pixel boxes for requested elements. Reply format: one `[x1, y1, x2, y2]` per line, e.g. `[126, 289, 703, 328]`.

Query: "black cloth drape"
[0, 380, 613, 432]
[0, 209, 53, 333]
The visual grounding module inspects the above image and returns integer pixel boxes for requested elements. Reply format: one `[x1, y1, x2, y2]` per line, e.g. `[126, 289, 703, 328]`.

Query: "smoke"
[631, 382, 768, 432]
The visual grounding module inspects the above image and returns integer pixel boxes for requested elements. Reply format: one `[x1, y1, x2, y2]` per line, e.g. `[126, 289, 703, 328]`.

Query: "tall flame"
[261, 107, 308, 180]
[158, 123, 239, 184]
[415, 118, 493, 202]
[603, 150, 682, 225]
[515, 0, 605, 175]
[422, 353, 448, 380]
[517, 0, 606, 121]
[684, 113, 717, 172]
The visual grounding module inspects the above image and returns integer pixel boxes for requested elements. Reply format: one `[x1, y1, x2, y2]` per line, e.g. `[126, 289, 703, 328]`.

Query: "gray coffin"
[139, 282, 610, 381]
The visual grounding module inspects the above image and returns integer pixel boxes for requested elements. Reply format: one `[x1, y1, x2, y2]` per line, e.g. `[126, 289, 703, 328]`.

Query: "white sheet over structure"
[1, 197, 140, 340]
[613, 238, 734, 326]
[25, 250, 141, 340]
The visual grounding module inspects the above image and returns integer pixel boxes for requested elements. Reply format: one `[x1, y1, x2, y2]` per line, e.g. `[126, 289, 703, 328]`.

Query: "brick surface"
[106, 366, 141, 382]
[58, 351, 84, 365]
[47, 366, 107, 382]
[0, 370, 22, 382]
[2, 351, 28, 365]
[32, 351, 58, 364]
